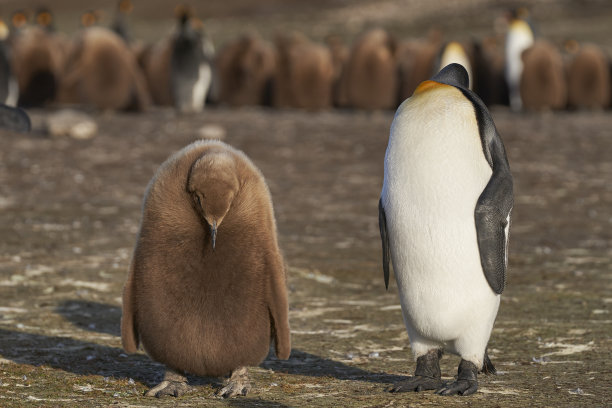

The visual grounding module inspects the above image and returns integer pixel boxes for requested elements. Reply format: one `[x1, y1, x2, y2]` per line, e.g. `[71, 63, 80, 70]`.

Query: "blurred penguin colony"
[1, 3, 611, 113]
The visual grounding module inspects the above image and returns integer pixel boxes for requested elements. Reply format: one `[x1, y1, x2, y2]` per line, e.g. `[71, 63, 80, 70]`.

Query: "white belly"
[382, 87, 498, 343]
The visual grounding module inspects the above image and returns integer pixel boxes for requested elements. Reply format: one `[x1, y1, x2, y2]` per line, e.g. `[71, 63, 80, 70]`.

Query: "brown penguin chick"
[9, 13, 68, 107]
[519, 40, 567, 111]
[215, 32, 276, 107]
[139, 37, 174, 106]
[273, 32, 335, 110]
[58, 26, 150, 111]
[396, 38, 440, 102]
[566, 43, 610, 110]
[472, 36, 509, 107]
[341, 28, 398, 110]
[121, 140, 291, 398]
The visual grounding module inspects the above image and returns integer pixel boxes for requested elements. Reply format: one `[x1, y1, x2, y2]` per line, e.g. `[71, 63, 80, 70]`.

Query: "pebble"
[46, 110, 98, 140]
[197, 124, 226, 140]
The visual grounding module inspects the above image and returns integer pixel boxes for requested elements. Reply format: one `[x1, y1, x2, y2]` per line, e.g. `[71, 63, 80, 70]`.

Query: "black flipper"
[468, 98, 513, 295]
[378, 198, 391, 290]
[0, 104, 31, 133]
[443, 76, 514, 295]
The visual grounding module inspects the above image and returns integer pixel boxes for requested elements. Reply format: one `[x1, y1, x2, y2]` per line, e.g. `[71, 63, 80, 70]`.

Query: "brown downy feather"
[216, 32, 276, 107]
[121, 140, 291, 377]
[567, 43, 610, 110]
[342, 28, 399, 110]
[520, 40, 567, 111]
[58, 27, 150, 111]
[10, 26, 69, 107]
[273, 32, 334, 110]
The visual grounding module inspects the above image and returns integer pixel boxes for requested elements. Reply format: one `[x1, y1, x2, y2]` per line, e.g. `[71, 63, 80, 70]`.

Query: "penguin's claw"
[216, 366, 251, 398]
[435, 379, 478, 396]
[387, 376, 443, 392]
[144, 380, 192, 398]
[436, 359, 479, 396]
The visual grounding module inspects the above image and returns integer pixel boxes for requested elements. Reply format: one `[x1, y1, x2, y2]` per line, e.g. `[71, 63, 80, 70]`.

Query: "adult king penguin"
[379, 63, 513, 396]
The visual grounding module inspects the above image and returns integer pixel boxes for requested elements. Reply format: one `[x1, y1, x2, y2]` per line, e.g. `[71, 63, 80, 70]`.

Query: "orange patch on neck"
[414, 80, 447, 95]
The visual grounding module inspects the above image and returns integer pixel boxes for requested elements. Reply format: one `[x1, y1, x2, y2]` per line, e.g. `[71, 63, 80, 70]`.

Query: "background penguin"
[10, 9, 67, 107]
[215, 32, 276, 107]
[472, 36, 509, 107]
[0, 18, 18, 106]
[435, 41, 473, 89]
[341, 28, 398, 110]
[566, 42, 610, 110]
[121, 140, 291, 398]
[57, 12, 150, 111]
[170, 8, 215, 113]
[112, 0, 134, 43]
[504, 16, 534, 110]
[379, 63, 513, 396]
[519, 40, 567, 111]
[273, 31, 334, 110]
[396, 31, 441, 103]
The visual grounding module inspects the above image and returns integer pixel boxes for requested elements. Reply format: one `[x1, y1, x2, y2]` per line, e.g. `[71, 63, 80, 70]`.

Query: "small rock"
[531, 356, 550, 363]
[46, 110, 98, 140]
[197, 124, 226, 140]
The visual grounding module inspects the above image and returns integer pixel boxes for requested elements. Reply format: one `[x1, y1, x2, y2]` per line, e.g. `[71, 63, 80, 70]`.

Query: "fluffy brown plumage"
[10, 25, 69, 107]
[58, 26, 150, 111]
[216, 32, 276, 107]
[567, 44, 610, 110]
[273, 32, 334, 110]
[121, 140, 290, 396]
[396, 33, 441, 102]
[341, 28, 398, 110]
[520, 40, 567, 111]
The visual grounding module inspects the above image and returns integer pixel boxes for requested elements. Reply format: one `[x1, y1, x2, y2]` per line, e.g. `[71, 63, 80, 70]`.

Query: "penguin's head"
[187, 152, 240, 250]
[35, 8, 54, 30]
[11, 10, 29, 29]
[81, 10, 101, 27]
[118, 0, 134, 15]
[431, 63, 470, 90]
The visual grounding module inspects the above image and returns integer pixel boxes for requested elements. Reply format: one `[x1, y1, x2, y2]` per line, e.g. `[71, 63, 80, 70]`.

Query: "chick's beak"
[210, 220, 217, 250]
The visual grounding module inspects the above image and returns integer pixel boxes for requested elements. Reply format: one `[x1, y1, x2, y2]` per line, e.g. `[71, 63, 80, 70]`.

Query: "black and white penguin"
[504, 16, 534, 110]
[379, 63, 513, 396]
[170, 9, 214, 113]
[435, 41, 473, 90]
[0, 18, 18, 106]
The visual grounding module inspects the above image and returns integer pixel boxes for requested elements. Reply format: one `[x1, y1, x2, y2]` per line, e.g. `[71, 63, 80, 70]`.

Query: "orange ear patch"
[36, 11, 53, 27]
[12, 12, 28, 28]
[413, 80, 447, 95]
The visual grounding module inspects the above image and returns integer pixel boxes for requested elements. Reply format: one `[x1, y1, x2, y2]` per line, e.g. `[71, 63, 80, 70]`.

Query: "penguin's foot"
[388, 375, 443, 392]
[388, 349, 443, 392]
[217, 366, 251, 398]
[145, 368, 192, 398]
[436, 359, 479, 396]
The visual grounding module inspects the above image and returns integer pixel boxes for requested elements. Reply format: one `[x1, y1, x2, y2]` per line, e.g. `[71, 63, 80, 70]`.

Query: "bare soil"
[0, 0, 611, 407]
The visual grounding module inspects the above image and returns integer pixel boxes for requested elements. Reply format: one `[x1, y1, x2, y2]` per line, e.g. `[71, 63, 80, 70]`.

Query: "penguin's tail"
[481, 352, 497, 375]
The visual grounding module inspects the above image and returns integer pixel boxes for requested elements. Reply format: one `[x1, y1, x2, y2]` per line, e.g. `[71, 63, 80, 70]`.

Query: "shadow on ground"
[52, 299, 404, 385]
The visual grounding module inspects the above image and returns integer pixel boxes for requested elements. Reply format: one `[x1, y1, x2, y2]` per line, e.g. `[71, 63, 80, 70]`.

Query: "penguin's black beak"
[210, 220, 217, 250]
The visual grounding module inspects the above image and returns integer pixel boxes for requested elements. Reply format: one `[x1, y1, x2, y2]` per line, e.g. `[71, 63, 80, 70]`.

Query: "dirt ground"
[0, 0, 612, 407]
